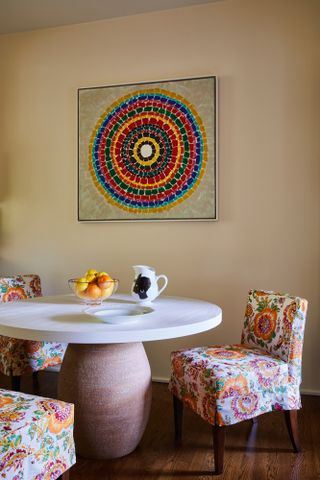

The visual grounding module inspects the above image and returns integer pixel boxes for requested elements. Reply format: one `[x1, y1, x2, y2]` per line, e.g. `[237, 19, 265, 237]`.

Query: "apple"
[97, 274, 112, 289]
[101, 284, 114, 298]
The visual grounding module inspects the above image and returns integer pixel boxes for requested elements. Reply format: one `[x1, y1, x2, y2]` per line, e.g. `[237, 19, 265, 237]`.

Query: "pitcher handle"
[156, 275, 168, 296]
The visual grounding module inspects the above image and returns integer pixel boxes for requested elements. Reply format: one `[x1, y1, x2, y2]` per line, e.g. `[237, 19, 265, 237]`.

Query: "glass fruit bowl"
[68, 277, 119, 306]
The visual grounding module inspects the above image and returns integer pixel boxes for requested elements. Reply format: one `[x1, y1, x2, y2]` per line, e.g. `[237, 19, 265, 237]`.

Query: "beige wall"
[0, 0, 319, 392]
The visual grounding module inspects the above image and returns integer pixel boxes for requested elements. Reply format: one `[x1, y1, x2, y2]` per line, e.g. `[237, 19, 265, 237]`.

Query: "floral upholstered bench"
[0, 389, 75, 479]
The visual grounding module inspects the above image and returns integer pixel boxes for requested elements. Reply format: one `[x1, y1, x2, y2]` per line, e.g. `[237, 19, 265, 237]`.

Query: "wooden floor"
[1, 372, 319, 479]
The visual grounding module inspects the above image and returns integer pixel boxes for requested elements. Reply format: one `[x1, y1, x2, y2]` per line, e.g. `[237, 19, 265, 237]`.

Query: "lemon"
[76, 277, 88, 293]
[86, 268, 98, 277]
[85, 274, 96, 283]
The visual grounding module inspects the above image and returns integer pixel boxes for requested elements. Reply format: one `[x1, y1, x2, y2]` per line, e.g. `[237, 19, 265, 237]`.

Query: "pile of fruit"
[74, 269, 116, 301]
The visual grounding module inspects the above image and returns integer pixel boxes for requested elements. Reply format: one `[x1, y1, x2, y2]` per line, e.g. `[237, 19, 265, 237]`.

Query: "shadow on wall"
[0, 150, 10, 204]
[0, 208, 22, 275]
[0, 150, 9, 260]
[0, 149, 15, 274]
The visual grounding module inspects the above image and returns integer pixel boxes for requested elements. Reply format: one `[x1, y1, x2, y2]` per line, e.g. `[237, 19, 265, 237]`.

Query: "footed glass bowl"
[68, 278, 118, 305]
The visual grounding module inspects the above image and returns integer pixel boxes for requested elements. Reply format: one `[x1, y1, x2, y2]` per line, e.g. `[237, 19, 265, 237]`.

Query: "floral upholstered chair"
[0, 275, 67, 392]
[169, 289, 308, 475]
[0, 388, 75, 479]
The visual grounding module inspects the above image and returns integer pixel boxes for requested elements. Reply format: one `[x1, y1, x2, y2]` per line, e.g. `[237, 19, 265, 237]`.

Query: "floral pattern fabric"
[0, 275, 67, 376]
[169, 290, 308, 426]
[241, 289, 307, 382]
[0, 388, 75, 479]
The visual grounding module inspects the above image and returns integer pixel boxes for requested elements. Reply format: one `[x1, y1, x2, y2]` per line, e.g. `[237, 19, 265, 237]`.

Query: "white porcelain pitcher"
[131, 265, 168, 303]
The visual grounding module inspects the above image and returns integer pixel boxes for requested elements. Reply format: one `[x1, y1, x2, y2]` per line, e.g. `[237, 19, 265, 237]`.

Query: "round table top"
[0, 293, 222, 344]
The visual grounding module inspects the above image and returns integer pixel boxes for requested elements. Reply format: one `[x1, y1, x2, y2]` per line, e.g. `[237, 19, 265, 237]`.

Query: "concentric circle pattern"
[89, 88, 208, 213]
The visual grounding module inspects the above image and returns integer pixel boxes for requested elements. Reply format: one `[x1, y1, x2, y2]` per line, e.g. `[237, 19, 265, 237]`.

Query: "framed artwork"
[78, 76, 217, 222]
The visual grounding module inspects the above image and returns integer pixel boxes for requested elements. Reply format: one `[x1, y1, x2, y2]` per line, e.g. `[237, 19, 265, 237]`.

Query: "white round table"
[0, 293, 222, 459]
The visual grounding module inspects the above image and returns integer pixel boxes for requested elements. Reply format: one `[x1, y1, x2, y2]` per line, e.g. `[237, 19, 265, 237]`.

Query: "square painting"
[78, 76, 217, 221]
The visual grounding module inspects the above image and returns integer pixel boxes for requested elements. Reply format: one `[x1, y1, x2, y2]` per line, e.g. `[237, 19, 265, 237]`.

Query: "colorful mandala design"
[89, 88, 208, 213]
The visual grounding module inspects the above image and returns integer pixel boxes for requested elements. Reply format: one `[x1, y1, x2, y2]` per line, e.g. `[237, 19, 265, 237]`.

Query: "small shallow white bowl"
[85, 304, 154, 324]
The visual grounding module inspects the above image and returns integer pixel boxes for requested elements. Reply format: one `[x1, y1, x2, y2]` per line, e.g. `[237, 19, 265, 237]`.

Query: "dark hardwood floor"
[1, 372, 319, 479]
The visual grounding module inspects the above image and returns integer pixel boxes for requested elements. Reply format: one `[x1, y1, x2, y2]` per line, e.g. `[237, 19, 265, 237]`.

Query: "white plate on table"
[85, 304, 154, 324]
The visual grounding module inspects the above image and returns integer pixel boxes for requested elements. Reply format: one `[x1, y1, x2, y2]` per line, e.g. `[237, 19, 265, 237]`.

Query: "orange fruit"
[86, 284, 101, 300]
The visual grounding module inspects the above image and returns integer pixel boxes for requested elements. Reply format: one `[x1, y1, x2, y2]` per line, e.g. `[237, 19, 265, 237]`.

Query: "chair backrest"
[241, 289, 308, 384]
[0, 275, 42, 303]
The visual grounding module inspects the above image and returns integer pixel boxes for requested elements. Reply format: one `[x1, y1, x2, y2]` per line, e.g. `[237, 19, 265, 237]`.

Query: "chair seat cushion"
[0, 388, 76, 479]
[169, 344, 300, 426]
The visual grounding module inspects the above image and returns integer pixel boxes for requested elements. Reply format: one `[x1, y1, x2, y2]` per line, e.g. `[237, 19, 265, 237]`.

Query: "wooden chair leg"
[11, 375, 21, 392]
[212, 425, 226, 475]
[284, 410, 301, 452]
[251, 416, 258, 424]
[173, 395, 183, 444]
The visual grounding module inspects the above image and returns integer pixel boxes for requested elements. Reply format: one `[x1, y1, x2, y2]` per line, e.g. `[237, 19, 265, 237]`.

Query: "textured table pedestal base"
[58, 342, 152, 459]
